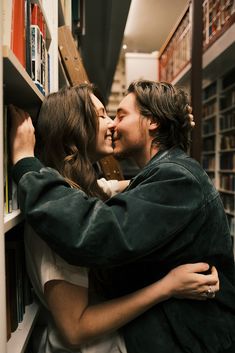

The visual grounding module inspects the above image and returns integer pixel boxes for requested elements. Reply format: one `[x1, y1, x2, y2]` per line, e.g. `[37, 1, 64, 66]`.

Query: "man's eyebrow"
[117, 108, 126, 114]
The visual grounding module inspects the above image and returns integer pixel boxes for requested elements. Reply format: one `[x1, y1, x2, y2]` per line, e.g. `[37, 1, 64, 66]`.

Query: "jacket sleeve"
[13, 157, 204, 268]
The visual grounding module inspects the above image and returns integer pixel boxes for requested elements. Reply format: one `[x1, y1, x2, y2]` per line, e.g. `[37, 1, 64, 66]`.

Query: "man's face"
[113, 93, 150, 164]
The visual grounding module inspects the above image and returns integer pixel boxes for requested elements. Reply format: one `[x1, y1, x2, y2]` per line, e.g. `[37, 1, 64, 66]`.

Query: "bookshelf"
[158, 0, 235, 250]
[0, 1, 72, 352]
[201, 81, 219, 186]
[0, 2, 7, 353]
[159, 0, 235, 85]
[219, 68, 235, 238]
[6, 302, 40, 353]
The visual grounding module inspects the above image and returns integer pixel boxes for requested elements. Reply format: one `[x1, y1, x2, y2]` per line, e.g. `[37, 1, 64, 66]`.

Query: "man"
[10, 81, 235, 353]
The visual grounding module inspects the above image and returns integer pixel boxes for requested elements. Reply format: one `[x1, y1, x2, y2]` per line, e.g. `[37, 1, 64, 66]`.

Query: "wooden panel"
[98, 156, 124, 181]
[58, 25, 88, 85]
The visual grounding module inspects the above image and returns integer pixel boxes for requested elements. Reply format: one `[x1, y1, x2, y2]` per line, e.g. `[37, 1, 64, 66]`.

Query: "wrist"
[13, 152, 35, 165]
[12, 157, 43, 184]
[154, 277, 173, 302]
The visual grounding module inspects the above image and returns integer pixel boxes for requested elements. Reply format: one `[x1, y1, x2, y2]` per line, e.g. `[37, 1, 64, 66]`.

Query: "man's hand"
[9, 105, 36, 165]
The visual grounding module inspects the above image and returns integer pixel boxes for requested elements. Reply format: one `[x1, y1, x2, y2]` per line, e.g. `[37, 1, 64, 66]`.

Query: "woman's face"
[90, 94, 114, 161]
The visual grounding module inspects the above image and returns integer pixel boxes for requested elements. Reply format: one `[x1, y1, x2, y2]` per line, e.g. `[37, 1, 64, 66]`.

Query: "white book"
[31, 24, 42, 90]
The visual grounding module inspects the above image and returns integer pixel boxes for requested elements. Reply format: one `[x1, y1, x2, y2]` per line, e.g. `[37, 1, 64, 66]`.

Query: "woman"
[11, 84, 219, 353]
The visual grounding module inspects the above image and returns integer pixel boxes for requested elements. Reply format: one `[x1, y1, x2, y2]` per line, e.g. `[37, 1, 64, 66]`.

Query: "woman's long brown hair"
[35, 84, 108, 200]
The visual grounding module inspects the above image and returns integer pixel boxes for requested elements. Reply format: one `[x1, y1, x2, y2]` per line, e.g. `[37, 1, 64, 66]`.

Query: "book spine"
[11, 0, 26, 67]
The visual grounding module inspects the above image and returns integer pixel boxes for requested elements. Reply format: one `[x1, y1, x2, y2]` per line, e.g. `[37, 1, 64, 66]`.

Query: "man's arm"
[13, 158, 204, 268]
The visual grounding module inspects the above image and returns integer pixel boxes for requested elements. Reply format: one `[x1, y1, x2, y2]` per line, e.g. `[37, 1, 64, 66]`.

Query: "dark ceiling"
[77, 0, 131, 104]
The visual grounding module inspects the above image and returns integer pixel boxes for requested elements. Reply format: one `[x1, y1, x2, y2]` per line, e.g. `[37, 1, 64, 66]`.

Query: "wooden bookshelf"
[0, 2, 7, 352]
[159, 0, 235, 85]
[4, 211, 24, 234]
[201, 68, 235, 241]
[6, 303, 40, 353]
[3, 46, 43, 119]
[158, 4, 191, 83]
[201, 81, 219, 187]
[1, 1, 68, 352]
[219, 67, 235, 237]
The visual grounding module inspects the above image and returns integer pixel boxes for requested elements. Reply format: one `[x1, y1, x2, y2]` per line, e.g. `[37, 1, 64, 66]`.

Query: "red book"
[31, 3, 39, 26]
[11, 0, 26, 67]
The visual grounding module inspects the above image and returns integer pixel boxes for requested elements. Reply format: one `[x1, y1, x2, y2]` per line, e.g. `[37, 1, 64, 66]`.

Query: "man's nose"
[112, 116, 118, 128]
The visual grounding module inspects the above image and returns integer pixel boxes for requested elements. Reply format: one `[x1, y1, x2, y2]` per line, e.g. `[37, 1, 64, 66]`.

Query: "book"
[11, 0, 26, 67]
[5, 225, 26, 331]
[5, 246, 18, 332]
[5, 251, 12, 340]
[31, 4, 41, 88]
[25, 0, 32, 76]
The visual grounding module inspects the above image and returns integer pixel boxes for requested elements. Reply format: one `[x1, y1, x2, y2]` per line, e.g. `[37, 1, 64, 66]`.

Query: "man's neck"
[135, 144, 159, 168]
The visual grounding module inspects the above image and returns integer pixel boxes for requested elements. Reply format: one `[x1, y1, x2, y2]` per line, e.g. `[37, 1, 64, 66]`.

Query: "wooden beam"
[190, 0, 203, 162]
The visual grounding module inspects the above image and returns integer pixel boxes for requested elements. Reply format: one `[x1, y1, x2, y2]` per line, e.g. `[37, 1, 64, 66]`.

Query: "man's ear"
[148, 119, 158, 131]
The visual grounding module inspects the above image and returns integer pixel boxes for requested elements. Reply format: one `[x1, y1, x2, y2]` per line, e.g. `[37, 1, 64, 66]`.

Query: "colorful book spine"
[11, 0, 26, 68]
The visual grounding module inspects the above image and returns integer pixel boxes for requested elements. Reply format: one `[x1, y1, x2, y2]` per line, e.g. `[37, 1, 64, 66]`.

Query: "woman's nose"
[107, 116, 115, 128]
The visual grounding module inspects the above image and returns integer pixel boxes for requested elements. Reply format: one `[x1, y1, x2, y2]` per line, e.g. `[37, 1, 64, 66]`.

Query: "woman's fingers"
[9, 104, 35, 164]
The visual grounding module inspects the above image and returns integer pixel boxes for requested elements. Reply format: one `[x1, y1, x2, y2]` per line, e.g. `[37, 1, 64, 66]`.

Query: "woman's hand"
[165, 263, 219, 300]
[9, 105, 35, 165]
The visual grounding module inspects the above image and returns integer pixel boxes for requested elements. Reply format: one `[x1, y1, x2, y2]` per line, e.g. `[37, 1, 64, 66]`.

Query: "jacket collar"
[146, 146, 184, 169]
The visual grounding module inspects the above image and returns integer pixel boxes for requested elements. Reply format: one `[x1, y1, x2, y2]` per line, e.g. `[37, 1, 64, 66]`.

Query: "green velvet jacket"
[13, 147, 235, 353]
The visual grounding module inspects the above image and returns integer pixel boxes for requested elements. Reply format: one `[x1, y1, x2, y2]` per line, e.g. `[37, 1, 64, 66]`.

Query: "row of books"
[220, 134, 235, 149]
[202, 155, 215, 170]
[204, 0, 235, 41]
[221, 193, 235, 213]
[203, 136, 215, 151]
[227, 215, 235, 236]
[220, 152, 235, 170]
[220, 174, 235, 191]
[3, 0, 50, 95]
[159, 1, 235, 81]
[203, 82, 217, 100]
[4, 106, 18, 215]
[159, 10, 190, 82]
[202, 100, 217, 117]
[220, 89, 235, 110]
[222, 67, 235, 90]
[5, 223, 34, 341]
[202, 118, 215, 135]
[220, 110, 235, 130]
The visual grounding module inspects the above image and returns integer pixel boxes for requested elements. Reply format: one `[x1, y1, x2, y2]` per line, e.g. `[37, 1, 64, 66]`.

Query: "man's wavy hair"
[35, 83, 108, 200]
[127, 80, 193, 152]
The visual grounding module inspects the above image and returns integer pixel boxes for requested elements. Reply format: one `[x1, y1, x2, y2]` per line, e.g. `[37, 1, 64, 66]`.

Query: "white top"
[97, 178, 120, 197]
[24, 179, 127, 353]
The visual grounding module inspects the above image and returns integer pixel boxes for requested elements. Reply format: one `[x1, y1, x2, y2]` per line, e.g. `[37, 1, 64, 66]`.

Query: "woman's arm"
[97, 178, 130, 197]
[117, 180, 130, 192]
[45, 262, 219, 347]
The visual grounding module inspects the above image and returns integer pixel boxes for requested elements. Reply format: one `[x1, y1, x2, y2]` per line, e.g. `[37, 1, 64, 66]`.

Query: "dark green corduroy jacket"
[13, 148, 235, 353]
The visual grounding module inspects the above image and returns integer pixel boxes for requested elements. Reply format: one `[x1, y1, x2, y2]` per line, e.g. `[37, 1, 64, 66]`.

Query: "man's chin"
[113, 149, 128, 160]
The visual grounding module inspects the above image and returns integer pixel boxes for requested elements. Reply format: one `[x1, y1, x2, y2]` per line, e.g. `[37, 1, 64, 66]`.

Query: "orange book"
[11, 0, 26, 67]
[31, 3, 39, 26]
